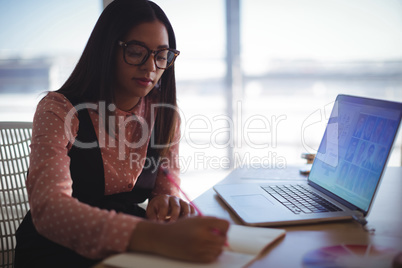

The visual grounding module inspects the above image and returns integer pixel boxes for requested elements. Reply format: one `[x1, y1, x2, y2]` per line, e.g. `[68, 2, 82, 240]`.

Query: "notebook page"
[103, 251, 255, 268]
[227, 225, 286, 256]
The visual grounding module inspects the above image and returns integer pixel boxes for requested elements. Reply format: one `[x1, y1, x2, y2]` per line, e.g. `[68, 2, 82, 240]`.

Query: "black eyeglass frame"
[118, 40, 180, 69]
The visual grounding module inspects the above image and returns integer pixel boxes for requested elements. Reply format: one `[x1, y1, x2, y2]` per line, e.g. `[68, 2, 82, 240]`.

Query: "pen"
[160, 166, 230, 247]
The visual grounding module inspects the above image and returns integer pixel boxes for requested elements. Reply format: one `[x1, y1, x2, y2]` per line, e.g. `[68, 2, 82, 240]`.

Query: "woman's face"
[114, 20, 168, 110]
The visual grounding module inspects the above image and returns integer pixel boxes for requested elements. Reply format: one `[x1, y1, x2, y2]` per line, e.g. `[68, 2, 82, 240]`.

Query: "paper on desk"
[226, 225, 286, 256]
[103, 251, 255, 268]
[103, 225, 285, 268]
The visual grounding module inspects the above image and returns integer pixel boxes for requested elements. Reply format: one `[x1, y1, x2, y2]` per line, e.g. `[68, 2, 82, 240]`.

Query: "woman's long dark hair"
[57, 0, 178, 157]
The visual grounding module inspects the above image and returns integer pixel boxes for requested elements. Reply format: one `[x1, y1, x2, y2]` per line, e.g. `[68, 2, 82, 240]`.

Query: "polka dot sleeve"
[27, 92, 142, 260]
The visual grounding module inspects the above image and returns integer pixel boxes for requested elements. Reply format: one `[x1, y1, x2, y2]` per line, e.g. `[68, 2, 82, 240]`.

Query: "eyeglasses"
[118, 40, 180, 69]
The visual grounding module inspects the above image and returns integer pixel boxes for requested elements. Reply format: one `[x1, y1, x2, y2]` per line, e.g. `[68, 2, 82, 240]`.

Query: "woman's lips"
[134, 78, 152, 87]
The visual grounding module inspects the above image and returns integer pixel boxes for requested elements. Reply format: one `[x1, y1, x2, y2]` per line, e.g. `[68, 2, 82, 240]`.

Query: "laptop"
[214, 95, 402, 226]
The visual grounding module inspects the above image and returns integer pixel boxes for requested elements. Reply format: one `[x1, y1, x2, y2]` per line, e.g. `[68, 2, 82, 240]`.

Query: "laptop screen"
[308, 95, 402, 212]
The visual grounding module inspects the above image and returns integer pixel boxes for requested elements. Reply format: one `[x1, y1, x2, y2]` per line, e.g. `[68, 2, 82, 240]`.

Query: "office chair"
[0, 122, 32, 268]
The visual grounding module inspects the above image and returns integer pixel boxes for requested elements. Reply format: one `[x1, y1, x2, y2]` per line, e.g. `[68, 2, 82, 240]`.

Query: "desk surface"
[194, 166, 402, 268]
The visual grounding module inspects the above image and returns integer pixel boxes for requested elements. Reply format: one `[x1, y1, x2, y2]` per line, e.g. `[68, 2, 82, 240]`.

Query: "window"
[0, 0, 101, 121]
[1, 1, 401, 198]
[158, 1, 230, 196]
[240, 0, 402, 167]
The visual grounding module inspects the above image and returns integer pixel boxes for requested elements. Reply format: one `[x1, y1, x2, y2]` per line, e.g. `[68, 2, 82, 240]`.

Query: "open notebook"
[103, 225, 285, 268]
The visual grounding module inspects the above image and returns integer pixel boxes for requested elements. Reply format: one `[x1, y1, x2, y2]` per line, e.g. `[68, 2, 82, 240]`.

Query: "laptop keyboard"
[261, 184, 342, 214]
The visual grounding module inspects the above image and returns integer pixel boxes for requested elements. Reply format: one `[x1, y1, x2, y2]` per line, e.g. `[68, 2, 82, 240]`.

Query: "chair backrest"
[0, 122, 32, 268]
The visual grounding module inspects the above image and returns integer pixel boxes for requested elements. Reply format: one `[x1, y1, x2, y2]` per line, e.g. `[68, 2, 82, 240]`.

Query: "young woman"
[14, 0, 229, 267]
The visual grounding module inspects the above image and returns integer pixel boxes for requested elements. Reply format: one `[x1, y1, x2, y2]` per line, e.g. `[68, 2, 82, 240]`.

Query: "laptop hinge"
[352, 211, 366, 226]
[352, 211, 375, 233]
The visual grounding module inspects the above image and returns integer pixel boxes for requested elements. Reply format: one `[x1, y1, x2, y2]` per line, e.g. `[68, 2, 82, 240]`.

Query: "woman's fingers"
[147, 195, 198, 222]
[146, 195, 168, 221]
[130, 216, 230, 263]
[167, 197, 181, 221]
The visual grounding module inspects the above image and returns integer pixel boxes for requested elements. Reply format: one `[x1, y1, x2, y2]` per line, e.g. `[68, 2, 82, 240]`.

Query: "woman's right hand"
[128, 216, 230, 263]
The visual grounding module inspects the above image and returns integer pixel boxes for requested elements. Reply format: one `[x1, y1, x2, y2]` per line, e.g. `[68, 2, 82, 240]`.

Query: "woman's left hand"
[146, 195, 196, 222]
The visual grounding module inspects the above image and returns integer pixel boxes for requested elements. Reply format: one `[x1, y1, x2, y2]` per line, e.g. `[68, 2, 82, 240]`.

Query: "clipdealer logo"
[64, 101, 290, 168]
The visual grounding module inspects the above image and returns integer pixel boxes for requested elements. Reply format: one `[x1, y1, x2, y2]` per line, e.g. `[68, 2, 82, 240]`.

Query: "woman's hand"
[146, 194, 196, 222]
[129, 216, 230, 263]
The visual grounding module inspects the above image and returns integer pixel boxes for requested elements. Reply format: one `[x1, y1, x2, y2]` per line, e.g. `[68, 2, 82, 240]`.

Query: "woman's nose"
[141, 54, 157, 72]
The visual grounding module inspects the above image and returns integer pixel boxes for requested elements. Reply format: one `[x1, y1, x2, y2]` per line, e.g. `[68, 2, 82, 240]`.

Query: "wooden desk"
[194, 166, 402, 267]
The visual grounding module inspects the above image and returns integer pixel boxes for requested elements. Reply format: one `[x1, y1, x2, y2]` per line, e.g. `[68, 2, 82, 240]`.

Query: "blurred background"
[1, 0, 401, 198]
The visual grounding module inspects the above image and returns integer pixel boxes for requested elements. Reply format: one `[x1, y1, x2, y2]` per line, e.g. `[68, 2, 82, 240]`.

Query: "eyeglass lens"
[125, 44, 175, 69]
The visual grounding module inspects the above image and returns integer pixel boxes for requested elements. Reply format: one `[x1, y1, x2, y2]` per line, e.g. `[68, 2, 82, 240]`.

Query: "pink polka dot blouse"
[26, 92, 181, 259]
